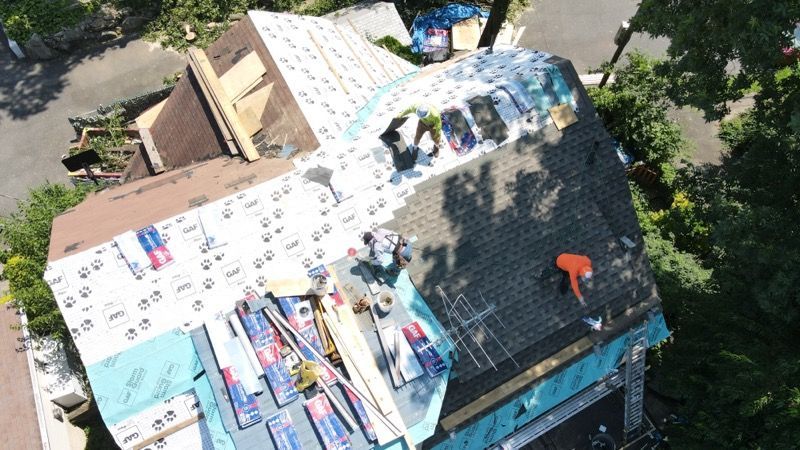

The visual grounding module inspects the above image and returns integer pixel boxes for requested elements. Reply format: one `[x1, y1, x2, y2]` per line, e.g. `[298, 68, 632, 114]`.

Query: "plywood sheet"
[237, 107, 262, 137]
[549, 103, 579, 130]
[135, 98, 168, 129]
[452, 17, 481, 51]
[219, 51, 267, 102]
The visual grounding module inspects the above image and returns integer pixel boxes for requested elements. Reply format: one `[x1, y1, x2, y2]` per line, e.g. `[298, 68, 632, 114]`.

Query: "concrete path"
[0, 34, 185, 215]
[515, 0, 746, 165]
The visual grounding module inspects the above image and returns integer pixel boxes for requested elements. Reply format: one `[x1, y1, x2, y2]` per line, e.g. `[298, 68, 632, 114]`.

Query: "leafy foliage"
[373, 36, 421, 66]
[141, 0, 258, 50]
[588, 52, 686, 179]
[632, 0, 800, 119]
[1, 184, 88, 338]
[0, 0, 93, 42]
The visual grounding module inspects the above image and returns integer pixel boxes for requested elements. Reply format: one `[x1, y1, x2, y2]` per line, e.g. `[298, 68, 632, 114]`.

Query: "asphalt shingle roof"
[385, 64, 660, 416]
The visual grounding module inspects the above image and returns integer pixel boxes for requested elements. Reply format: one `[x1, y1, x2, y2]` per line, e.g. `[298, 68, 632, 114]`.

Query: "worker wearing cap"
[397, 103, 443, 158]
[556, 253, 593, 306]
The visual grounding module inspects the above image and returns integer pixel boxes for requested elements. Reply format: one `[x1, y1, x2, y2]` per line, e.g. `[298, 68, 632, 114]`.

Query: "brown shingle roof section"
[48, 156, 294, 261]
[385, 59, 660, 417]
[204, 17, 319, 153]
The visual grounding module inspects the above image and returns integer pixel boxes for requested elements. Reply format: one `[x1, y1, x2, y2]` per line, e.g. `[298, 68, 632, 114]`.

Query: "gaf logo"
[394, 184, 411, 199]
[281, 233, 304, 257]
[241, 196, 264, 215]
[171, 276, 195, 299]
[103, 303, 129, 328]
[45, 269, 68, 290]
[116, 426, 142, 445]
[181, 221, 202, 241]
[338, 208, 360, 230]
[221, 261, 246, 285]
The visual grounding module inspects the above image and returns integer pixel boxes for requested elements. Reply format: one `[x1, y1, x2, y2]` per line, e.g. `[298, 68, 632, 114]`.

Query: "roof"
[48, 156, 293, 261]
[384, 60, 660, 419]
[324, 1, 413, 46]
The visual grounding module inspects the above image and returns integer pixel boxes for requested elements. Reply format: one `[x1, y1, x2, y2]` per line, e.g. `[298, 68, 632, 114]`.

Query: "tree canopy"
[633, 0, 800, 119]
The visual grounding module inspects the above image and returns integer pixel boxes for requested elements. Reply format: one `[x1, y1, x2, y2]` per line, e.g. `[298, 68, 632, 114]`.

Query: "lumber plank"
[347, 19, 392, 81]
[219, 51, 266, 102]
[187, 55, 236, 151]
[266, 277, 333, 297]
[549, 103, 579, 130]
[439, 336, 593, 431]
[308, 30, 349, 95]
[333, 25, 377, 86]
[229, 77, 262, 104]
[138, 128, 165, 174]
[234, 83, 273, 120]
[132, 413, 204, 450]
[188, 48, 260, 161]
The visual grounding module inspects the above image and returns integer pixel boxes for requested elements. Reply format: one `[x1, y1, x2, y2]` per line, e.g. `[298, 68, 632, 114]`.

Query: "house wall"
[429, 313, 670, 450]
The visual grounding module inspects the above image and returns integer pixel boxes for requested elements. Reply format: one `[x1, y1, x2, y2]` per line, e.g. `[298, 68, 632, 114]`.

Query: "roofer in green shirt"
[397, 103, 443, 158]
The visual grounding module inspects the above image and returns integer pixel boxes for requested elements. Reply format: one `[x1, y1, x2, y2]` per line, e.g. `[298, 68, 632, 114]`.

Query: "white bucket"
[376, 289, 397, 314]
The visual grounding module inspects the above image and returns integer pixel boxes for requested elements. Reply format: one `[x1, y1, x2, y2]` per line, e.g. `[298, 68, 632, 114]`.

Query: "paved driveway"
[516, 0, 734, 165]
[0, 33, 185, 215]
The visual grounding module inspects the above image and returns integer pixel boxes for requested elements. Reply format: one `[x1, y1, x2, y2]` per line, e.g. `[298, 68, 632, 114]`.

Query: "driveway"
[516, 0, 736, 165]
[0, 33, 185, 215]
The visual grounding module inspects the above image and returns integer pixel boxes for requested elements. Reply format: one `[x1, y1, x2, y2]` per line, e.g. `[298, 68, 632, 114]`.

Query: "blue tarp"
[411, 3, 490, 53]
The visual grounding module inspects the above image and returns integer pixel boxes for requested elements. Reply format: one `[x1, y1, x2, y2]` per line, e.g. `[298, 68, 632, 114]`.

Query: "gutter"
[19, 312, 51, 450]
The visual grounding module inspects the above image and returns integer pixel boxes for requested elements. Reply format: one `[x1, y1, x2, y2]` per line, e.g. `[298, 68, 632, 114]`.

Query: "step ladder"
[623, 320, 648, 439]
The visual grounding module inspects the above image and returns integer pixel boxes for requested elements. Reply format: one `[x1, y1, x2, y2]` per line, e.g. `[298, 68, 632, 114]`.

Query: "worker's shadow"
[381, 130, 418, 172]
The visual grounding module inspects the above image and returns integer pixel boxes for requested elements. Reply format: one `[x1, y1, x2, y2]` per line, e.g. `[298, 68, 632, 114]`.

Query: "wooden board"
[237, 107, 262, 137]
[266, 277, 334, 297]
[135, 98, 168, 129]
[549, 103, 579, 130]
[439, 336, 593, 431]
[451, 17, 482, 51]
[188, 48, 260, 162]
[138, 128, 165, 174]
[219, 51, 266, 103]
[234, 83, 273, 121]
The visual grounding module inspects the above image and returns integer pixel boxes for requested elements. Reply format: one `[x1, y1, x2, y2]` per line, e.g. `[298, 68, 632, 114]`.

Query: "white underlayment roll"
[224, 338, 263, 396]
[228, 313, 264, 378]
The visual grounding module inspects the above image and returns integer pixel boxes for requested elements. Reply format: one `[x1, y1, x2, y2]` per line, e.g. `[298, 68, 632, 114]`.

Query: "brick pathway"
[0, 305, 42, 449]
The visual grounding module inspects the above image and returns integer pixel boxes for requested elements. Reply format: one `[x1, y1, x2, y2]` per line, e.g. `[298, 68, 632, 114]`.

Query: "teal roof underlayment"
[431, 312, 669, 450]
[86, 328, 234, 448]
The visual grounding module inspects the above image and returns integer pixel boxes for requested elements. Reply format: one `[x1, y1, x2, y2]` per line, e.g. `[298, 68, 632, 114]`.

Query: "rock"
[205, 22, 221, 30]
[62, 28, 86, 43]
[24, 33, 56, 60]
[98, 30, 119, 42]
[121, 16, 148, 33]
[86, 4, 123, 32]
[228, 13, 245, 21]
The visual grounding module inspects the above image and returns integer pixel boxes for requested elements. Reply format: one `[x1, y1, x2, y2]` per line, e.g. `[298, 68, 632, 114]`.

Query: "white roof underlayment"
[251, 11, 417, 145]
[45, 44, 562, 367]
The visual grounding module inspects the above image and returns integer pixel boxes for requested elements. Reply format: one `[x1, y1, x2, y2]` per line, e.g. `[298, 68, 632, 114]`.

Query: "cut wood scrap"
[135, 98, 168, 129]
[452, 16, 482, 51]
[235, 83, 273, 120]
[230, 77, 262, 104]
[132, 413, 204, 450]
[440, 336, 594, 431]
[266, 278, 334, 297]
[549, 103, 579, 130]
[188, 48, 260, 161]
[219, 51, 266, 103]
[138, 128, 165, 174]
[237, 107, 262, 137]
[320, 290, 411, 447]
[67, 170, 122, 178]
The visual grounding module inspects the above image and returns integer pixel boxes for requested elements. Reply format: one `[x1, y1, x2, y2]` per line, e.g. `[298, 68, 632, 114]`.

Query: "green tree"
[588, 51, 687, 181]
[1, 183, 88, 338]
[632, 0, 800, 119]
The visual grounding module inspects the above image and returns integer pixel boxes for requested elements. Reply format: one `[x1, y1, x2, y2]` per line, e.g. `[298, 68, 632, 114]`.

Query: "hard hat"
[416, 105, 429, 119]
[583, 271, 593, 280]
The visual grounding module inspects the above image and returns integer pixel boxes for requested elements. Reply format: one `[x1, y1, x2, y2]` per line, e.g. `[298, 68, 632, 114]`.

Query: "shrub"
[373, 35, 421, 66]
[0, 0, 93, 42]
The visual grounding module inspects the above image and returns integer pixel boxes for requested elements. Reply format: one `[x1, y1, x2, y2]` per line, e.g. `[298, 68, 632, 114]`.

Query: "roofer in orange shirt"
[556, 253, 593, 306]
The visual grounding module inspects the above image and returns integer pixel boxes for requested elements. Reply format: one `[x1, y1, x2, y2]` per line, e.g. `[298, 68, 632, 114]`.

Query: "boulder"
[121, 16, 148, 33]
[86, 4, 123, 32]
[24, 33, 56, 60]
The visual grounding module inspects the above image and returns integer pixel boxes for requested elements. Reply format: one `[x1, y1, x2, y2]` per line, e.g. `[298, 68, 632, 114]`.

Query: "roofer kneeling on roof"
[362, 228, 413, 277]
[397, 103, 443, 159]
[556, 253, 593, 306]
